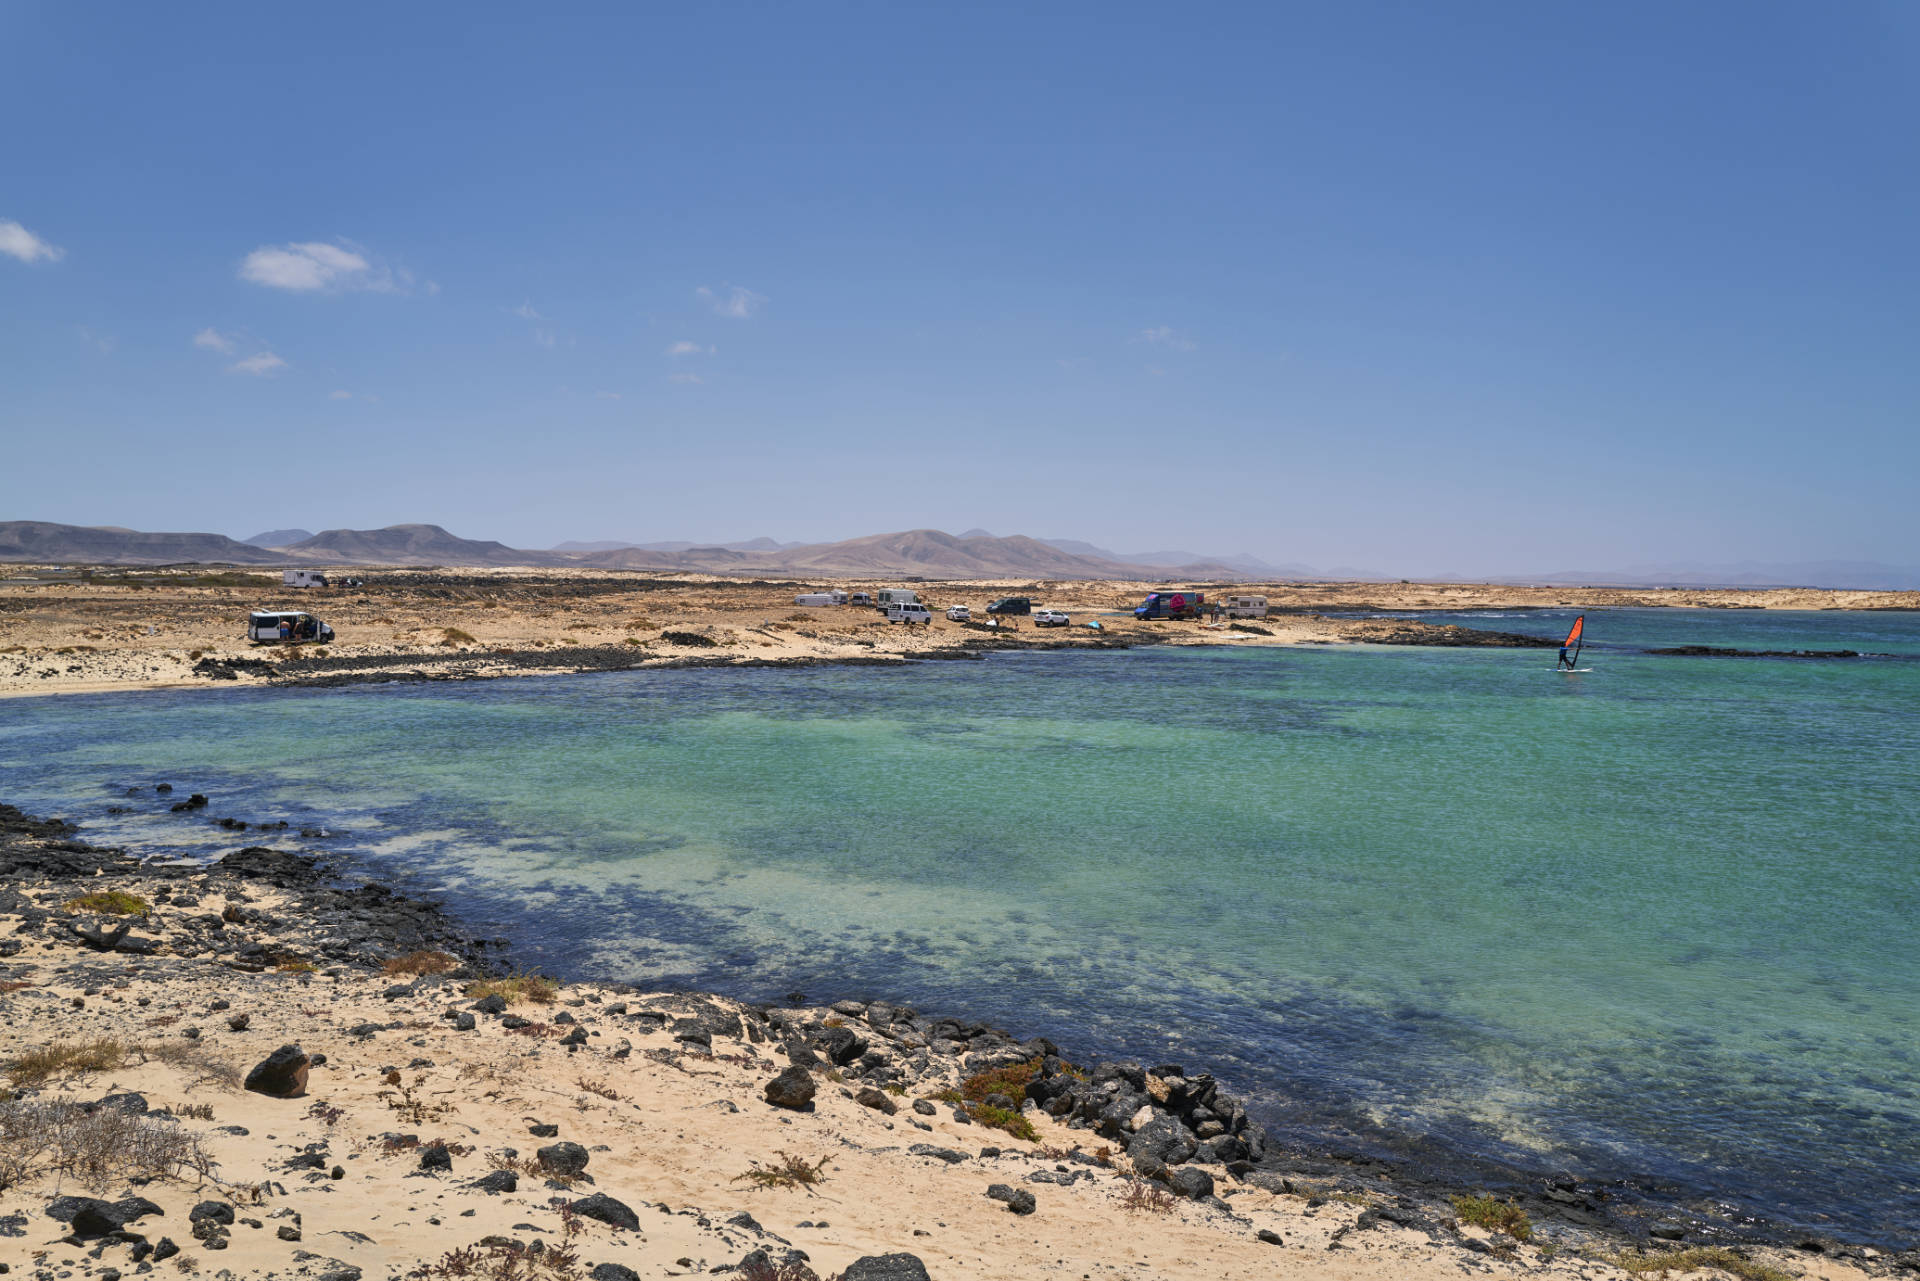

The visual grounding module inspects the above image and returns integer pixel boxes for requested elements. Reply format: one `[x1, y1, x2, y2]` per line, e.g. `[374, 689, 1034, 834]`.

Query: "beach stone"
[419, 1144, 453, 1171]
[189, 1201, 235, 1226]
[472, 994, 507, 1015]
[907, 1143, 966, 1164]
[986, 1184, 1036, 1215]
[529, 1123, 559, 1137]
[839, 1254, 932, 1281]
[1257, 1228, 1283, 1245]
[1127, 1116, 1195, 1167]
[911, 1099, 936, 1116]
[1166, 1166, 1214, 1200]
[537, 1142, 589, 1177]
[452, 1012, 476, 1031]
[567, 1193, 639, 1232]
[226, 1012, 251, 1031]
[560, 1026, 588, 1046]
[151, 1237, 179, 1261]
[854, 1086, 898, 1115]
[589, 1266, 640, 1281]
[278, 1225, 302, 1241]
[808, 1023, 868, 1065]
[472, 1170, 517, 1194]
[243, 1043, 310, 1097]
[764, 1065, 817, 1110]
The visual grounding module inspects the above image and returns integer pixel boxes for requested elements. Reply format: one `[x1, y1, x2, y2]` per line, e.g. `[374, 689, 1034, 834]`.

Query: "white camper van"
[884, 601, 932, 625]
[247, 610, 334, 644]
[283, 569, 329, 589]
[874, 588, 920, 609]
[1224, 594, 1269, 618]
[794, 590, 848, 607]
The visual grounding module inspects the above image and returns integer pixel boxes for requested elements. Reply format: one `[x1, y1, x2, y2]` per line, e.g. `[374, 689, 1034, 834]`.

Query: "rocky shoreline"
[4, 801, 1912, 1279]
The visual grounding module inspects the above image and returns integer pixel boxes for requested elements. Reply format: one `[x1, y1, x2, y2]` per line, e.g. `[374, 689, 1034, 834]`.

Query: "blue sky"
[3, 3, 1916, 575]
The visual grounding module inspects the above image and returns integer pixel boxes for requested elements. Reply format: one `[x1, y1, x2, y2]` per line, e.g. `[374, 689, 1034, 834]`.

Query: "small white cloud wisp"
[696, 284, 766, 319]
[666, 341, 715, 357]
[1138, 325, 1197, 352]
[240, 240, 406, 293]
[193, 327, 237, 354]
[230, 351, 289, 376]
[0, 219, 63, 264]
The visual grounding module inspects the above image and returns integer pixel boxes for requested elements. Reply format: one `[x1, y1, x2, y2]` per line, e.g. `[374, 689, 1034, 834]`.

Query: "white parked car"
[945, 605, 970, 622]
[1033, 608, 1070, 627]
[884, 602, 932, 625]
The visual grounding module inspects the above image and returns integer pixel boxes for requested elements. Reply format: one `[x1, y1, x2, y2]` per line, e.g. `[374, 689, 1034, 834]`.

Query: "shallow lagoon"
[5, 608, 1916, 1241]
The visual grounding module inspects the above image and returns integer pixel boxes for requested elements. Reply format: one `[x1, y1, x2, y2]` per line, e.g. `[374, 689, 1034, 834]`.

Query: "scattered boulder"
[472, 1170, 518, 1194]
[1166, 1166, 1214, 1200]
[567, 1193, 639, 1232]
[419, 1144, 453, 1172]
[226, 1012, 251, 1032]
[188, 1201, 235, 1226]
[854, 1086, 898, 1115]
[839, 1255, 932, 1281]
[589, 1265, 641, 1281]
[537, 1141, 589, 1178]
[472, 994, 507, 1015]
[764, 1065, 817, 1110]
[986, 1184, 1037, 1215]
[243, 1044, 310, 1098]
[907, 1144, 966, 1164]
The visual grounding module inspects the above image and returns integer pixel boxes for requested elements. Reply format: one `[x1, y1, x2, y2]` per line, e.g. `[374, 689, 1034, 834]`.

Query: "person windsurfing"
[1557, 615, 1586, 670]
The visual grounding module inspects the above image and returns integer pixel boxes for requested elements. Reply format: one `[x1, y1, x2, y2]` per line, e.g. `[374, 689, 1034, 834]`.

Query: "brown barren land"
[3, 566, 1913, 698]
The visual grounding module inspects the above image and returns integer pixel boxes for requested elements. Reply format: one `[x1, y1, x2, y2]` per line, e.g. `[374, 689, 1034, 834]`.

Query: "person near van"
[278, 618, 291, 642]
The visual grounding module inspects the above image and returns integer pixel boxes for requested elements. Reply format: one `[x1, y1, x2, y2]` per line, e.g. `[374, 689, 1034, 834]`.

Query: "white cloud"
[0, 219, 63, 264]
[329, 389, 353, 400]
[230, 351, 288, 376]
[240, 240, 406, 293]
[511, 301, 543, 320]
[193, 327, 237, 354]
[1138, 326, 1197, 352]
[533, 328, 557, 349]
[696, 284, 766, 319]
[666, 340, 715, 357]
[76, 326, 115, 354]
[668, 371, 704, 384]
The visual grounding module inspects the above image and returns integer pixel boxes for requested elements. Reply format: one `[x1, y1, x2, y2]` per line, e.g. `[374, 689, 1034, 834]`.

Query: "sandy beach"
[4, 566, 1912, 699]
[3, 803, 1899, 1281]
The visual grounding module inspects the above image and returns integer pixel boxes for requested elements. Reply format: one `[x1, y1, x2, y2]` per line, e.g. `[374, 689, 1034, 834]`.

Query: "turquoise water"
[3, 608, 1916, 1241]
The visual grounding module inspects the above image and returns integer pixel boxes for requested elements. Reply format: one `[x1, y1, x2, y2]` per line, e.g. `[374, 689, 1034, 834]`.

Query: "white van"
[283, 569, 329, 589]
[884, 602, 932, 625]
[847, 592, 874, 607]
[1224, 595, 1269, 618]
[874, 588, 920, 608]
[247, 610, 334, 644]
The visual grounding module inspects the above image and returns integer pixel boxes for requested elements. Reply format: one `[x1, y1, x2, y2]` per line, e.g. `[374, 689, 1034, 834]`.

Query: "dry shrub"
[574, 1076, 620, 1101]
[382, 950, 461, 978]
[63, 890, 150, 916]
[0, 1099, 217, 1190]
[464, 973, 559, 1005]
[732, 1151, 831, 1191]
[1119, 1176, 1178, 1214]
[6, 1037, 128, 1087]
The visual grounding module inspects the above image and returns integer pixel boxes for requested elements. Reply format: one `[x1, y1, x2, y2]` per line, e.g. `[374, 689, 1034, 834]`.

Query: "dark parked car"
[986, 597, 1032, 615]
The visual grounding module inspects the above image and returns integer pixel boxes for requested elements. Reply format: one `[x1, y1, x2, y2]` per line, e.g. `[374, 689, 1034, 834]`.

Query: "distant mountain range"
[0, 521, 1242, 579]
[5, 520, 1916, 588]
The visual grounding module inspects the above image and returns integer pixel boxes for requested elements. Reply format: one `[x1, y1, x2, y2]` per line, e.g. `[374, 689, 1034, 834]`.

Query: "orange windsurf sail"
[1561, 615, 1585, 647]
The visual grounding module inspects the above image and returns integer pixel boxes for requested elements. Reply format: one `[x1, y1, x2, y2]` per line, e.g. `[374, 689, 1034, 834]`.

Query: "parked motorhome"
[847, 592, 874, 606]
[1223, 594, 1269, 618]
[1134, 590, 1205, 620]
[794, 590, 848, 607]
[283, 569, 329, 589]
[874, 588, 920, 608]
[247, 610, 334, 644]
